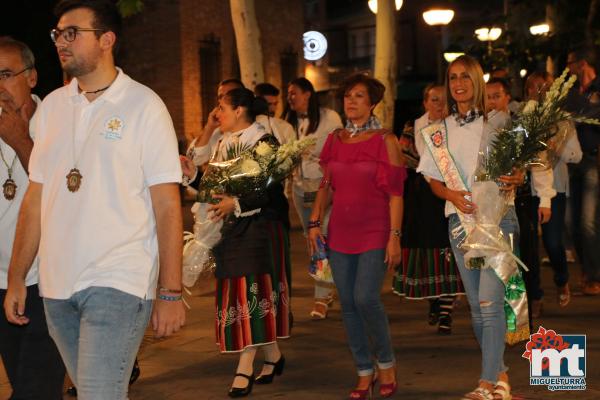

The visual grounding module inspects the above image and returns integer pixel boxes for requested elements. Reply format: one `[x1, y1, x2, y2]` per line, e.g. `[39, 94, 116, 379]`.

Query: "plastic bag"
[308, 236, 334, 283]
[182, 202, 223, 287]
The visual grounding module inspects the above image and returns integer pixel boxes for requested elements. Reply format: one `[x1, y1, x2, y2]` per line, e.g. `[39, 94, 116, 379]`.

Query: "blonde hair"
[444, 55, 487, 119]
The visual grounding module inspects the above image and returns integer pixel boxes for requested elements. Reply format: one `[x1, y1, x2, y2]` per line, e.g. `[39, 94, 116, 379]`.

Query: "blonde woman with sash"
[418, 55, 520, 400]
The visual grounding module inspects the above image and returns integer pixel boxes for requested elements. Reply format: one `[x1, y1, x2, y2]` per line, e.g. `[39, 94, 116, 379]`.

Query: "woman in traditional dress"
[394, 83, 464, 334]
[418, 55, 520, 400]
[283, 77, 342, 319]
[309, 74, 406, 399]
[191, 88, 290, 398]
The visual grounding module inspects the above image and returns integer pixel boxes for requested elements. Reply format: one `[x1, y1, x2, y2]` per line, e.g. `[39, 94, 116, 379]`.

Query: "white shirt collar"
[67, 67, 129, 105]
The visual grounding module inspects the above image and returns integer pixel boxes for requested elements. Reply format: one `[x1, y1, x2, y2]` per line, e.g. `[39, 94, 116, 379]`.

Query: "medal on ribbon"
[2, 177, 16, 200]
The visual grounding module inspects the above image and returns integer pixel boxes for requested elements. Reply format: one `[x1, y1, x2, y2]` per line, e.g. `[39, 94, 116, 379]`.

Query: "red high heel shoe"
[379, 381, 397, 398]
[378, 368, 397, 398]
[349, 376, 377, 400]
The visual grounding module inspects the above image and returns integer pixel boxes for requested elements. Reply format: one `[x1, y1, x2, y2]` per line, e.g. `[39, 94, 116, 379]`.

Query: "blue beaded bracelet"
[158, 293, 182, 302]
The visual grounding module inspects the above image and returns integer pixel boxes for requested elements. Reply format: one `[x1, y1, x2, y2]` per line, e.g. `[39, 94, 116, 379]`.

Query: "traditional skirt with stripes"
[215, 220, 291, 353]
[392, 170, 464, 299]
[393, 248, 464, 298]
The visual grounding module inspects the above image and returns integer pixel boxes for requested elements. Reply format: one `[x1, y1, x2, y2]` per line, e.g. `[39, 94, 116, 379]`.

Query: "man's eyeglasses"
[0, 66, 33, 82]
[50, 27, 104, 43]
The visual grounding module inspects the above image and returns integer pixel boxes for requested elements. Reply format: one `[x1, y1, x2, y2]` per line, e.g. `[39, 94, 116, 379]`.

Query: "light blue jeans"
[448, 207, 519, 384]
[329, 248, 395, 376]
[293, 191, 335, 300]
[44, 287, 152, 399]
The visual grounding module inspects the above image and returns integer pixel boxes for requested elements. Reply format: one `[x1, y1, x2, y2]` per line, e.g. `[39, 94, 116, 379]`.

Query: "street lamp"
[368, 0, 403, 14]
[443, 44, 464, 63]
[520, 69, 528, 78]
[423, 7, 455, 81]
[529, 23, 550, 35]
[443, 52, 464, 63]
[475, 27, 502, 55]
[422, 9, 455, 26]
[475, 27, 502, 42]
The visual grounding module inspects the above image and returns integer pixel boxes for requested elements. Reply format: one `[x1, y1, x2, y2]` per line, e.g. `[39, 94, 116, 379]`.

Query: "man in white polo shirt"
[0, 37, 65, 400]
[3, 1, 185, 399]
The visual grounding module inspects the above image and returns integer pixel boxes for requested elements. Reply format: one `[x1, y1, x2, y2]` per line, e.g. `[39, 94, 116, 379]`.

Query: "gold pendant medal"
[2, 178, 17, 200]
[66, 168, 83, 192]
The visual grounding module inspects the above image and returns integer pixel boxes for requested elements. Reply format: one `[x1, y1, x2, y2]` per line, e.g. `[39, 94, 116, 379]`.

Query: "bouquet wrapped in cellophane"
[458, 68, 599, 344]
[182, 135, 316, 287]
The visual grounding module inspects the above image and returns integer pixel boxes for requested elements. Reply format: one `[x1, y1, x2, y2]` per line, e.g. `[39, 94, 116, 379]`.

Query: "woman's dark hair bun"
[224, 87, 268, 121]
[250, 96, 269, 119]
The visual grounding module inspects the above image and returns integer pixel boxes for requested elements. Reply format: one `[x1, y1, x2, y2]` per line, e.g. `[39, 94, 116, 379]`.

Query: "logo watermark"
[523, 326, 586, 391]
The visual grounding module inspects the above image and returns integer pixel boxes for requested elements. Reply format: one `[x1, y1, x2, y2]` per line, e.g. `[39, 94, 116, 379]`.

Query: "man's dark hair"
[254, 82, 280, 97]
[219, 78, 245, 89]
[487, 77, 511, 96]
[569, 46, 598, 71]
[54, 0, 122, 53]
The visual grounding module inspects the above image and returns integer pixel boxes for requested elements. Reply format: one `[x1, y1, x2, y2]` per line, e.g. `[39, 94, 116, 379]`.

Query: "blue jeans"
[569, 155, 600, 282]
[329, 249, 395, 375]
[448, 207, 520, 383]
[536, 193, 569, 287]
[293, 191, 334, 300]
[44, 287, 152, 400]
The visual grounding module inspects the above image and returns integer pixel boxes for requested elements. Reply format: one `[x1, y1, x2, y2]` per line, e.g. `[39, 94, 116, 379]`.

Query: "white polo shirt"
[29, 69, 182, 300]
[0, 95, 41, 289]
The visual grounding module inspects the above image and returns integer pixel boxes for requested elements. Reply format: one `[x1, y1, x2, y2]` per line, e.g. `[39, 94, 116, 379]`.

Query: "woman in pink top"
[309, 74, 406, 400]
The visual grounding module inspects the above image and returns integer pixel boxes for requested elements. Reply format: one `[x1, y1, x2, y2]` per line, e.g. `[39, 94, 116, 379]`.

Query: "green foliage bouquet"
[479, 69, 599, 181]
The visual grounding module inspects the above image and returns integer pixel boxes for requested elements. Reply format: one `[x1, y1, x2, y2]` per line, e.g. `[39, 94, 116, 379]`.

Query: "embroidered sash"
[421, 121, 476, 237]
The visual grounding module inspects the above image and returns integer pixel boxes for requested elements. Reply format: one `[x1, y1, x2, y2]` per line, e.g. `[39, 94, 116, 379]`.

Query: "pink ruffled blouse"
[320, 131, 407, 254]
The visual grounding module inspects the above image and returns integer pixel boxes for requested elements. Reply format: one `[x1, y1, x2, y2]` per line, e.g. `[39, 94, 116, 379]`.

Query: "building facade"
[118, 0, 305, 143]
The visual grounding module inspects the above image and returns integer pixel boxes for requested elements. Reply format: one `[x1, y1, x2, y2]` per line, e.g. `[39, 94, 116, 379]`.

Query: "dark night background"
[1, 0, 65, 97]
[1, 0, 598, 130]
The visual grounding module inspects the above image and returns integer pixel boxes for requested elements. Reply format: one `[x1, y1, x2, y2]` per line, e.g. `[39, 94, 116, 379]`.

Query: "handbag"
[308, 236, 334, 283]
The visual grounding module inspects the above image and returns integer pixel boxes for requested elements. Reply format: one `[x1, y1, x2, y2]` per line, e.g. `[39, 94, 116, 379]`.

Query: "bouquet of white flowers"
[182, 135, 316, 286]
[478, 69, 598, 181]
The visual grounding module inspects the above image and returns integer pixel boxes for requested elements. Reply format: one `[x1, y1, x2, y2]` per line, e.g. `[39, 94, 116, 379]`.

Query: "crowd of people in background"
[1, 0, 599, 399]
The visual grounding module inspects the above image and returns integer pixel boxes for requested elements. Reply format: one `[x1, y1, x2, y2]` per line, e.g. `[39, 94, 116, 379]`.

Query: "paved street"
[1, 202, 598, 399]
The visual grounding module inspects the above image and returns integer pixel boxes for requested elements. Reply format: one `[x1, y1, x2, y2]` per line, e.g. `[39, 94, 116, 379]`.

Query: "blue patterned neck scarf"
[452, 104, 483, 126]
[346, 115, 382, 136]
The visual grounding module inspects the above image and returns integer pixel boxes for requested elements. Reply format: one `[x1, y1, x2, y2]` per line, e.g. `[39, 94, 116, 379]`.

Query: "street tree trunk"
[230, 0, 265, 88]
[374, 0, 397, 130]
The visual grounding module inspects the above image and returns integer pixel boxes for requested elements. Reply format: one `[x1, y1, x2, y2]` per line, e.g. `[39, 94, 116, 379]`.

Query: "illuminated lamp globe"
[368, 0, 403, 14]
[423, 9, 454, 26]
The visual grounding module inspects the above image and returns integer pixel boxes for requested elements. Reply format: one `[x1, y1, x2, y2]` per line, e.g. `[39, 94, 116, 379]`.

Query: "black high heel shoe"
[228, 373, 254, 398]
[255, 355, 285, 384]
[129, 358, 141, 384]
